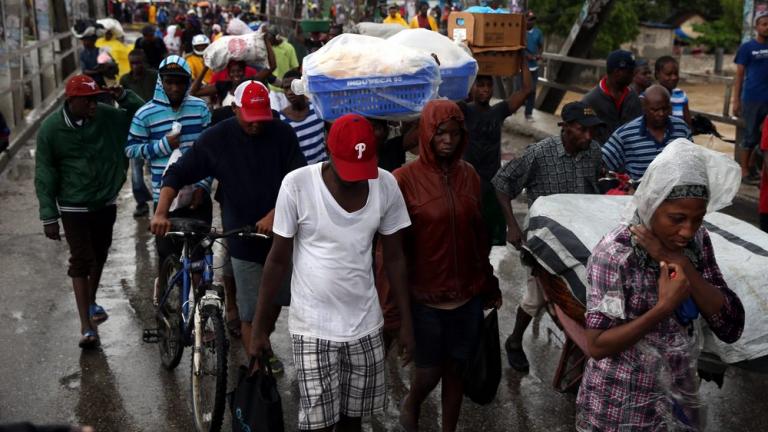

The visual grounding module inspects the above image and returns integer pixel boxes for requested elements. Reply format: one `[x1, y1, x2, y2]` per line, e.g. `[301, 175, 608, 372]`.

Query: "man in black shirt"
[134, 25, 168, 69]
[151, 80, 306, 360]
[459, 57, 531, 245]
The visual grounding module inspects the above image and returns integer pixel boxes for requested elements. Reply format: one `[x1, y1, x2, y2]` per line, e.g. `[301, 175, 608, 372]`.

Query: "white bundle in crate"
[203, 30, 268, 71]
[388, 29, 475, 69]
[353, 22, 407, 39]
[302, 33, 438, 79]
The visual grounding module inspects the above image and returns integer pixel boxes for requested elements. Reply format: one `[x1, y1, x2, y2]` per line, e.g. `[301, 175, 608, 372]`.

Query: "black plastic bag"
[463, 308, 501, 405]
[229, 358, 285, 432]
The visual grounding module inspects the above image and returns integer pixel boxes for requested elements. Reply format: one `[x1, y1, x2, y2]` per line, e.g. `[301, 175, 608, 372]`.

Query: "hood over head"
[418, 100, 467, 170]
[154, 55, 193, 105]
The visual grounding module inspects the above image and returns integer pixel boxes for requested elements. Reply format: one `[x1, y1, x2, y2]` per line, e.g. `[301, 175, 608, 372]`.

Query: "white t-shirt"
[273, 163, 411, 342]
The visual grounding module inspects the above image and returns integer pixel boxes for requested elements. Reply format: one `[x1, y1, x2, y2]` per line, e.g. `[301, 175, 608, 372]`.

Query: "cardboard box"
[448, 12, 525, 47]
[472, 47, 523, 77]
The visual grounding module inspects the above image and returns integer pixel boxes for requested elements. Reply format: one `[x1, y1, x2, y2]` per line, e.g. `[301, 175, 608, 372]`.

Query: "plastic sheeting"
[353, 22, 407, 39]
[203, 30, 268, 72]
[525, 194, 768, 364]
[388, 29, 476, 68]
[625, 138, 741, 226]
[297, 34, 440, 121]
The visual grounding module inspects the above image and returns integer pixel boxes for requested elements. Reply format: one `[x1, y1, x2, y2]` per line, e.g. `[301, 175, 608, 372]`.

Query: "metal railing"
[0, 31, 80, 132]
[537, 52, 744, 131]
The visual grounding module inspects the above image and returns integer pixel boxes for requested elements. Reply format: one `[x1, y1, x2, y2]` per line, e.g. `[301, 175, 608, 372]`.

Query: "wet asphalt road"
[1, 136, 768, 432]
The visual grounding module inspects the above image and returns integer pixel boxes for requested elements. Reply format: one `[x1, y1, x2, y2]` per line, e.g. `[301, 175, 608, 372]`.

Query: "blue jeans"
[131, 158, 151, 205]
[514, 68, 539, 117]
[740, 101, 768, 149]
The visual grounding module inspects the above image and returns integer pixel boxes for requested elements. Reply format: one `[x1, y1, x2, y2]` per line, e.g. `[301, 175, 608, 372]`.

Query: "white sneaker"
[525, 116, 535, 122]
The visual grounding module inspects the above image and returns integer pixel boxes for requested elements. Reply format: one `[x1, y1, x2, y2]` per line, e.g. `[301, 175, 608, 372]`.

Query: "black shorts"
[411, 296, 484, 369]
[60, 205, 117, 278]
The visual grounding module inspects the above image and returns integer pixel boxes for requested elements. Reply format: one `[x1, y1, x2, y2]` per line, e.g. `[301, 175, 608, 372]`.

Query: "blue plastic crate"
[438, 62, 479, 101]
[306, 65, 439, 121]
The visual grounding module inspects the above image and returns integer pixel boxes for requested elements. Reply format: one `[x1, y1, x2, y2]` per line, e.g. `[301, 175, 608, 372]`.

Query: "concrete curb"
[0, 88, 67, 175]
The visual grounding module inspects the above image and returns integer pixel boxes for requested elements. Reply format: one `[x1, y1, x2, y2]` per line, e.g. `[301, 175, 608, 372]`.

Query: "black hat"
[560, 102, 604, 127]
[606, 50, 636, 73]
[159, 62, 191, 78]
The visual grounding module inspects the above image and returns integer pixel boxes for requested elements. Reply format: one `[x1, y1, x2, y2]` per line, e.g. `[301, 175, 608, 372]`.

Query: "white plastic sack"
[164, 25, 181, 56]
[302, 33, 438, 79]
[203, 31, 268, 71]
[226, 18, 253, 36]
[353, 22, 407, 39]
[388, 28, 476, 69]
[97, 18, 124, 38]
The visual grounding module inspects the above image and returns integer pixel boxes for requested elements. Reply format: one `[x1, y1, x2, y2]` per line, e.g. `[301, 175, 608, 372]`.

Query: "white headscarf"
[623, 138, 740, 226]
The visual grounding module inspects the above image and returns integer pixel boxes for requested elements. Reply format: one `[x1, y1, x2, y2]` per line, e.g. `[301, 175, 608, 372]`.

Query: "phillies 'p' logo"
[355, 143, 366, 159]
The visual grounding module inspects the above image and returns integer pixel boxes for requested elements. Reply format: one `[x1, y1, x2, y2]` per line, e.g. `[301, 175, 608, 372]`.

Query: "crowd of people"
[27, 4, 768, 432]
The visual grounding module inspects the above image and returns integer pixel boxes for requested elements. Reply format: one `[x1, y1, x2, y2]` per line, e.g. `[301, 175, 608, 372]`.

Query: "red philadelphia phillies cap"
[233, 80, 273, 122]
[65, 74, 106, 98]
[327, 114, 378, 182]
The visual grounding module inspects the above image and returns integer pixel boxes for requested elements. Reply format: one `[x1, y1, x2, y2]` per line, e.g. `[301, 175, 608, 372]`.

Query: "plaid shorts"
[291, 329, 387, 430]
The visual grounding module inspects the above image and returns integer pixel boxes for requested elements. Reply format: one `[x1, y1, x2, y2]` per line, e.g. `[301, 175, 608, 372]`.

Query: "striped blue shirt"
[279, 104, 327, 164]
[602, 115, 691, 180]
[125, 55, 212, 201]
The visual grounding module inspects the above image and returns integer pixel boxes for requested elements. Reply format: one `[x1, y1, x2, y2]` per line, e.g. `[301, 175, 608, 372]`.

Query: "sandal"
[89, 304, 109, 324]
[79, 330, 100, 349]
[227, 318, 242, 338]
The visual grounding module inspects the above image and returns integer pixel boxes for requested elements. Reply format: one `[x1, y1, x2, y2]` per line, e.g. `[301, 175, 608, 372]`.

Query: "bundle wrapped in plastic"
[203, 29, 268, 71]
[353, 22, 407, 39]
[226, 18, 253, 36]
[388, 29, 478, 100]
[96, 18, 124, 38]
[296, 33, 441, 121]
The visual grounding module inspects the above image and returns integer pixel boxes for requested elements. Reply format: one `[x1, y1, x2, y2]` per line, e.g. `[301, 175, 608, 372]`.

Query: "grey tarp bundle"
[524, 193, 768, 364]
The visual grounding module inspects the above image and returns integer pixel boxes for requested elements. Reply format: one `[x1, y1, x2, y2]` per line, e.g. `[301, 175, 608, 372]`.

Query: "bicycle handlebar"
[165, 226, 271, 240]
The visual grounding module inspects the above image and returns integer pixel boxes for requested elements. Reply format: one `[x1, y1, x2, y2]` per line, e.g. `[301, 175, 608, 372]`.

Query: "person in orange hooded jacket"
[379, 100, 502, 432]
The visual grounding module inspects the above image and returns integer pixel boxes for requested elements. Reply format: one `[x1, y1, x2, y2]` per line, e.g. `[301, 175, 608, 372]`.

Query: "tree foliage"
[692, 0, 743, 51]
[527, 0, 729, 57]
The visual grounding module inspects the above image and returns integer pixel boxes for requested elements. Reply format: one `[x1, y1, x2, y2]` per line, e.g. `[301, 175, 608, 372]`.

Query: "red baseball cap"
[327, 114, 378, 182]
[65, 74, 106, 97]
[233, 80, 273, 122]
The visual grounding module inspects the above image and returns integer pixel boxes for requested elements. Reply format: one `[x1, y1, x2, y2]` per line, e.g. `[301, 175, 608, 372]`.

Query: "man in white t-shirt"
[250, 114, 415, 432]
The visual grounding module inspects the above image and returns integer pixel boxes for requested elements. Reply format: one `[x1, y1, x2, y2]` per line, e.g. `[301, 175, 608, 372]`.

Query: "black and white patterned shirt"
[492, 135, 602, 207]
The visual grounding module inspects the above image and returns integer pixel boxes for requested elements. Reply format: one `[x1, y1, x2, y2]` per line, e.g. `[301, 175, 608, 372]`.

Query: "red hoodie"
[376, 101, 500, 325]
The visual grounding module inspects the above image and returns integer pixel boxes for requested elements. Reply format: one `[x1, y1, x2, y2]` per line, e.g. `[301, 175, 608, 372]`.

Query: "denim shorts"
[230, 257, 291, 322]
[740, 101, 768, 149]
[411, 296, 484, 368]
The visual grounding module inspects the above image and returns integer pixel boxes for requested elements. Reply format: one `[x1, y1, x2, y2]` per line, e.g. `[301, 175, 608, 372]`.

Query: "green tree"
[692, 0, 743, 52]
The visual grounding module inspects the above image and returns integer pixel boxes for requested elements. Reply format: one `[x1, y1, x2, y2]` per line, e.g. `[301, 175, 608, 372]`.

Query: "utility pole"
[536, 0, 616, 113]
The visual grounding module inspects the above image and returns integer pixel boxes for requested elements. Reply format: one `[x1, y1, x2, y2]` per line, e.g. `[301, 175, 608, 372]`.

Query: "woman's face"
[656, 62, 679, 92]
[650, 198, 707, 251]
[431, 119, 462, 160]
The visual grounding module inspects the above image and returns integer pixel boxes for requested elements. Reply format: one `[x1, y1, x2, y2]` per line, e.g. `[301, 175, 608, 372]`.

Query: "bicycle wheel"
[191, 306, 228, 432]
[158, 254, 184, 370]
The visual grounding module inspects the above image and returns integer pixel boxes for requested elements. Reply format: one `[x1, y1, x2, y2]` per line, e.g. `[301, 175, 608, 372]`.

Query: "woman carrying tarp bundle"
[577, 138, 745, 431]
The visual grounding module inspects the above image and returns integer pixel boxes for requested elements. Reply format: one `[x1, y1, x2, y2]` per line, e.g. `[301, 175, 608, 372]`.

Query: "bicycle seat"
[168, 218, 211, 235]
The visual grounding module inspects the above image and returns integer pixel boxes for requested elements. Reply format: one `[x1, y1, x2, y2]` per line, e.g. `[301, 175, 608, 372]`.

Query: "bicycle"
[142, 218, 268, 432]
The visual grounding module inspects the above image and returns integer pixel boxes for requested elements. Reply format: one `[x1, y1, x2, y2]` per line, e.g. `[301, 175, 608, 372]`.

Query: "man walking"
[602, 85, 691, 180]
[120, 49, 157, 217]
[126, 55, 212, 269]
[151, 80, 306, 364]
[249, 114, 415, 432]
[520, 10, 543, 121]
[134, 25, 167, 69]
[582, 50, 642, 144]
[280, 69, 328, 164]
[410, 1, 438, 31]
[460, 59, 531, 246]
[493, 102, 604, 371]
[35, 75, 143, 348]
[733, 11, 768, 184]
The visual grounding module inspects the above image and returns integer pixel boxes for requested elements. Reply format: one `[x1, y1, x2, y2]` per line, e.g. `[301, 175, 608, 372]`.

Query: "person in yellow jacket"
[383, 4, 409, 27]
[96, 29, 131, 78]
[185, 34, 213, 83]
[148, 3, 157, 24]
[410, 1, 438, 31]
